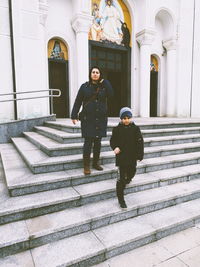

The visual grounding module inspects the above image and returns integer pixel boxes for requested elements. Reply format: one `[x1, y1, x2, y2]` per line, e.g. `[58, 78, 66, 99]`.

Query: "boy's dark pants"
[117, 163, 136, 204]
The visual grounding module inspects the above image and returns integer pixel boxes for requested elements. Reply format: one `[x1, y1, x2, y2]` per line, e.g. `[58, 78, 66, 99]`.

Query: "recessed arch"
[155, 8, 175, 40]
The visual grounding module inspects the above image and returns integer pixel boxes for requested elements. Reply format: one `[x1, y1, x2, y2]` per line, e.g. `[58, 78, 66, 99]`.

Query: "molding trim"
[71, 13, 93, 34]
[136, 29, 156, 46]
[163, 37, 177, 51]
[39, 0, 48, 26]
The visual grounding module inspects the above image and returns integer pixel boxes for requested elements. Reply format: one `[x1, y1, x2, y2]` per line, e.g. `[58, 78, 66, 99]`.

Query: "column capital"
[71, 13, 93, 34]
[163, 38, 177, 51]
[136, 29, 156, 46]
[39, 0, 48, 26]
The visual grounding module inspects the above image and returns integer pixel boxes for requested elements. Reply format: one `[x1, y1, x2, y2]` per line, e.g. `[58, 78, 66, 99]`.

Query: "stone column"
[72, 13, 93, 87]
[136, 29, 156, 117]
[163, 38, 177, 116]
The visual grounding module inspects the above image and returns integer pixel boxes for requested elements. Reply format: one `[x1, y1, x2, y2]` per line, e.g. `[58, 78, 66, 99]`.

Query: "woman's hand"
[72, 119, 78, 125]
[114, 147, 121, 154]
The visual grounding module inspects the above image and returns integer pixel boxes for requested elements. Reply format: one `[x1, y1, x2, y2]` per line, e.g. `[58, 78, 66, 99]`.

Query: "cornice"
[71, 13, 93, 34]
[136, 29, 156, 46]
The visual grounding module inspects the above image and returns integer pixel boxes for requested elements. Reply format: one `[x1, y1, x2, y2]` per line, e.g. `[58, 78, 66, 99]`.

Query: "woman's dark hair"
[89, 66, 103, 83]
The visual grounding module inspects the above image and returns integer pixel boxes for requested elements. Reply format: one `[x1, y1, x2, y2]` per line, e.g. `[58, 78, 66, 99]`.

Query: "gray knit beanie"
[119, 107, 132, 119]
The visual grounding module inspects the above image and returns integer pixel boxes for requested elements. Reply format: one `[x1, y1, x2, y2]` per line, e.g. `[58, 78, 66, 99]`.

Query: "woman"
[71, 66, 113, 175]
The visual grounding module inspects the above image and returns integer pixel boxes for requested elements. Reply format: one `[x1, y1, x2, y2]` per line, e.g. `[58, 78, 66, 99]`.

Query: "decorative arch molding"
[151, 53, 160, 72]
[154, 7, 176, 39]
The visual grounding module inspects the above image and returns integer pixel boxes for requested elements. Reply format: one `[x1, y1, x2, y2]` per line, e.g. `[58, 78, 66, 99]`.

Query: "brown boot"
[92, 158, 103, 171]
[83, 156, 91, 175]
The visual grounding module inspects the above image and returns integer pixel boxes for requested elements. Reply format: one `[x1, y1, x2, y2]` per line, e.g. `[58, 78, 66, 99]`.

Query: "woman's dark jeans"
[83, 137, 102, 157]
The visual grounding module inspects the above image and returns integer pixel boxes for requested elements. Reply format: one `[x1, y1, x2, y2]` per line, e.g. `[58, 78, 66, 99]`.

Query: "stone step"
[45, 119, 200, 132]
[1, 142, 200, 225]
[35, 125, 200, 147]
[142, 126, 200, 137]
[1, 197, 200, 264]
[11, 137, 200, 174]
[1, 145, 117, 196]
[145, 133, 200, 147]
[34, 125, 86, 144]
[3, 143, 200, 197]
[35, 125, 200, 145]
[24, 131, 111, 156]
[24, 131, 200, 158]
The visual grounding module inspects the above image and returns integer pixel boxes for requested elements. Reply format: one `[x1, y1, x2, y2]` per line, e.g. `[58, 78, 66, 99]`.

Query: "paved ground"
[93, 226, 200, 267]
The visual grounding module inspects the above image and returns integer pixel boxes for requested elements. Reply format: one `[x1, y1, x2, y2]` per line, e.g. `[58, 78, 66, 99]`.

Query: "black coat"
[110, 122, 144, 166]
[71, 80, 113, 138]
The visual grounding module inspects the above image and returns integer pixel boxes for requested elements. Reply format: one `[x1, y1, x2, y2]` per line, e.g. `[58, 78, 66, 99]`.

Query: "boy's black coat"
[110, 122, 144, 166]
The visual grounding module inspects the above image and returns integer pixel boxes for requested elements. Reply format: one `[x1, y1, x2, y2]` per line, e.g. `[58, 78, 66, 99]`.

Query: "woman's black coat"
[71, 80, 113, 138]
[110, 122, 144, 166]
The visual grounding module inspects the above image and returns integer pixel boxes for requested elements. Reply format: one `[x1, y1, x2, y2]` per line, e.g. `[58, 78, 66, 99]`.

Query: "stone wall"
[0, 115, 56, 143]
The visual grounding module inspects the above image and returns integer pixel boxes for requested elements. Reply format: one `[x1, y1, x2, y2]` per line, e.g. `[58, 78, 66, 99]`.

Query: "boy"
[110, 107, 144, 209]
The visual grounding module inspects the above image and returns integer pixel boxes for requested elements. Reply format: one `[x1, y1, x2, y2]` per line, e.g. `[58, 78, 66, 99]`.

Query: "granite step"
[142, 126, 200, 138]
[3, 142, 200, 197]
[24, 131, 200, 158]
[36, 125, 200, 144]
[145, 133, 200, 147]
[1, 144, 117, 196]
[11, 137, 200, 174]
[1, 141, 200, 226]
[1, 179, 200, 258]
[24, 131, 111, 156]
[1, 198, 200, 264]
[34, 125, 85, 144]
[35, 125, 200, 147]
[45, 119, 200, 132]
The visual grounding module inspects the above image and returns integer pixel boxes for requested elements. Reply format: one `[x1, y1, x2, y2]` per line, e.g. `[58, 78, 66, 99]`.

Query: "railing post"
[50, 90, 53, 115]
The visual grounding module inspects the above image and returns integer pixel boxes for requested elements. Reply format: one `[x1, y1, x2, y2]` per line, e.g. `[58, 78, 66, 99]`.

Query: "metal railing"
[0, 89, 61, 115]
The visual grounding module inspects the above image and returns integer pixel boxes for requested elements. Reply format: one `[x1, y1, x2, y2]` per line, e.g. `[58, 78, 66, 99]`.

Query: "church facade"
[1, 0, 200, 121]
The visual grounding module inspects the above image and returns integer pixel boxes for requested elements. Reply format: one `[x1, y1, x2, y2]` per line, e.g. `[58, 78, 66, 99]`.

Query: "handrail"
[0, 89, 61, 115]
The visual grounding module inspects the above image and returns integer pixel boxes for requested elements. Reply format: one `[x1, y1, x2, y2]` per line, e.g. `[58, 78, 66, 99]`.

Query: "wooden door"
[48, 60, 69, 118]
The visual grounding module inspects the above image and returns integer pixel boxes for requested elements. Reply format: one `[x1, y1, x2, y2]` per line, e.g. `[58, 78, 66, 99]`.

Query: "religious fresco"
[151, 55, 159, 71]
[89, 0, 131, 47]
[48, 39, 68, 60]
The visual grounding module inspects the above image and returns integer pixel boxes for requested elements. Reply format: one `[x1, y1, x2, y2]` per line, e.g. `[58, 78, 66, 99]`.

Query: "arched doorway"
[48, 39, 69, 118]
[150, 55, 159, 117]
[89, 0, 132, 116]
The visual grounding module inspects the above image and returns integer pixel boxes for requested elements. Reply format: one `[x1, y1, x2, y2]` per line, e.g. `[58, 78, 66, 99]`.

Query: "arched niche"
[155, 9, 175, 40]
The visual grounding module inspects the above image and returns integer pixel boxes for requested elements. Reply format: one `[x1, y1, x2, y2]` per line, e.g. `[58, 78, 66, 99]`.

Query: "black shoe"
[119, 201, 127, 209]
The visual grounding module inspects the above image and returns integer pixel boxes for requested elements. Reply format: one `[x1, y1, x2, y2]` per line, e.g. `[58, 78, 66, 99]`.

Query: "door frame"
[89, 40, 131, 109]
[48, 58, 69, 117]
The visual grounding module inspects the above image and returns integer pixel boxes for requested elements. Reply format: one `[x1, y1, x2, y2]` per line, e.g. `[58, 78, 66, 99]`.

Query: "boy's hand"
[114, 147, 120, 154]
[72, 119, 78, 125]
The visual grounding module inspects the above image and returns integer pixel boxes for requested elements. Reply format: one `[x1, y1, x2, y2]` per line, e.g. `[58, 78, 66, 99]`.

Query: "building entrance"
[150, 70, 158, 117]
[150, 55, 159, 117]
[48, 59, 69, 117]
[90, 41, 131, 117]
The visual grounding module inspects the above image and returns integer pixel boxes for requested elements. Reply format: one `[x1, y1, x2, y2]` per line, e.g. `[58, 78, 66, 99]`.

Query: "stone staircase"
[1, 118, 200, 266]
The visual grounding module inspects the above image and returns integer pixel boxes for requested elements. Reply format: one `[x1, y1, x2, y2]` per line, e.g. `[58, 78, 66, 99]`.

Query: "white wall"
[176, 0, 194, 117]
[15, 0, 49, 119]
[46, 0, 76, 114]
[191, 0, 200, 117]
[0, 0, 15, 121]
[1, 0, 200, 120]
